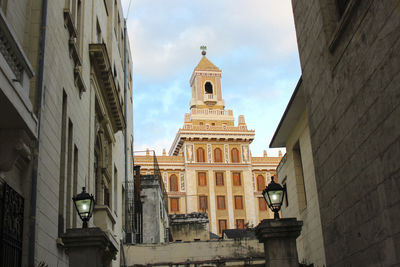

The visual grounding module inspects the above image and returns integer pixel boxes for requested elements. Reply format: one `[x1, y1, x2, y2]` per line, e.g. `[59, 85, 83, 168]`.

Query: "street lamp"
[262, 176, 286, 220]
[73, 187, 95, 228]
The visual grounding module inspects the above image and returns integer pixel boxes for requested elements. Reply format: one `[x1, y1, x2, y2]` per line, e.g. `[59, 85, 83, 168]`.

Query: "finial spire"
[200, 45, 207, 56]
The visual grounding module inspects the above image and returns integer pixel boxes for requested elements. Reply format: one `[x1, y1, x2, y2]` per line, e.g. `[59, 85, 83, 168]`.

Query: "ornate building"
[135, 52, 281, 237]
[0, 0, 134, 266]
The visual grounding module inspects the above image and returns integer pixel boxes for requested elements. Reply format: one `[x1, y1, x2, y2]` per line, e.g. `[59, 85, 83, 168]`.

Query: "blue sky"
[121, 0, 301, 157]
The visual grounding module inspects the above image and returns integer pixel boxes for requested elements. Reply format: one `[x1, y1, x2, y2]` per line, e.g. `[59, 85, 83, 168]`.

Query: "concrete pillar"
[255, 218, 303, 267]
[62, 227, 118, 267]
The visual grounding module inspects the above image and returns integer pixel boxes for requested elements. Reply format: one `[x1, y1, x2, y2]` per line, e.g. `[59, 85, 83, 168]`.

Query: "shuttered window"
[217, 196, 226, 210]
[198, 172, 207, 186]
[169, 174, 178, 192]
[234, 196, 243, 210]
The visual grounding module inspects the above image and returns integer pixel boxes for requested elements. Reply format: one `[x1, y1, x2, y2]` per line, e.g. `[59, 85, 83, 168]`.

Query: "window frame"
[199, 195, 208, 211]
[231, 148, 240, 163]
[218, 219, 227, 235]
[232, 172, 241, 186]
[217, 196, 226, 210]
[215, 172, 224, 186]
[234, 196, 243, 210]
[170, 198, 179, 212]
[198, 172, 207, 186]
[236, 219, 245, 229]
[258, 197, 267, 211]
[256, 174, 265, 191]
[169, 174, 179, 192]
[214, 148, 223, 163]
[197, 147, 205, 162]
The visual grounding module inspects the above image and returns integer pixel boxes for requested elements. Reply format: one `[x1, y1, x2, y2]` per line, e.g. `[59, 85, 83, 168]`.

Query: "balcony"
[0, 9, 37, 138]
[89, 43, 125, 132]
[203, 93, 217, 104]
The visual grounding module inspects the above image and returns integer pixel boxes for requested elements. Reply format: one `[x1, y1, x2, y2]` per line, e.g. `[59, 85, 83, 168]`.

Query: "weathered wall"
[292, 1, 400, 266]
[169, 213, 209, 241]
[141, 175, 169, 243]
[278, 111, 326, 266]
[124, 239, 264, 266]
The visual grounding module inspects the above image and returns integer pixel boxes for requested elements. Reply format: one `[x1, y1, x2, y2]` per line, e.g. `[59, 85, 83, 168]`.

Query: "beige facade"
[270, 79, 326, 266]
[0, 0, 133, 266]
[135, 54, 280, 237]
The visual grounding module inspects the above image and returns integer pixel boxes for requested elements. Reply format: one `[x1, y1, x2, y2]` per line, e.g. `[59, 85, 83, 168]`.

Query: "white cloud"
[124, 0, 301, 157]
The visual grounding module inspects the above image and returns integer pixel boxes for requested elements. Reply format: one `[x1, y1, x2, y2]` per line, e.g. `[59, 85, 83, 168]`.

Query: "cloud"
[123, 0, 301, 157]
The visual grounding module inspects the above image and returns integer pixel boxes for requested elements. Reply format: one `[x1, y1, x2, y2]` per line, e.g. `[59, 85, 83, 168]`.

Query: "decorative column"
[255, 218, 303, 267]
[62, 227, 118, 267]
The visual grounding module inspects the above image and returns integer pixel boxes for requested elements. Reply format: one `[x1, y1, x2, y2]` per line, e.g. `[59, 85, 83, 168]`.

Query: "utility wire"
[126, 0, 133, 20]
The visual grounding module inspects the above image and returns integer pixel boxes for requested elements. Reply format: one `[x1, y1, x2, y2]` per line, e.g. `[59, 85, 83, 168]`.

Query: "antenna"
[200, 45, 207, 55]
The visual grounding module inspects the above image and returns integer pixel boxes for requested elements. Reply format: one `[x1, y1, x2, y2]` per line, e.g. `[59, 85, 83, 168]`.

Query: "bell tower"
[189, 47, 225, 110]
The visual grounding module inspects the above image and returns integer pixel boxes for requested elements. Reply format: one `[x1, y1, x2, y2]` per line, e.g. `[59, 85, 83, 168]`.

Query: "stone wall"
[124, 239, 264, 266]
[169, 212, 209, 241]
[291, 1, 400, 266]
[141, 175, 169, 243]
[278, 111, 326, 266]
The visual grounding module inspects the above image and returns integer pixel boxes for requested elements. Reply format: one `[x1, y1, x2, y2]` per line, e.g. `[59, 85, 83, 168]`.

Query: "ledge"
[329, 0, 360, 52]
[69, 37, 81, 67]
[63, 8, 77, 38]
[89, 43, 125, 132]
[74, 66, 86, 97]
[0, 9, 34, 81]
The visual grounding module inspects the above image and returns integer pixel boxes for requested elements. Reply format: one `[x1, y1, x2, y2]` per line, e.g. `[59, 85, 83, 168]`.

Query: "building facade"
[270, 78, 326, 266]
[135, 53, 281, 237]
[0, 0, 134, 266]
[271, 1, 400, 266]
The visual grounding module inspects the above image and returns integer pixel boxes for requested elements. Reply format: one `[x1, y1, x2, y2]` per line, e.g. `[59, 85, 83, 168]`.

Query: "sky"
[121, 0, 301, 157]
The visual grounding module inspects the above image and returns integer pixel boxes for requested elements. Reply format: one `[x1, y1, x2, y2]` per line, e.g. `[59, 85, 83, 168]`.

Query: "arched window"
[205, 82, 213, 94]
[256, 175, 265, 191]
[214, 148, 222, 162]
[197, 147, 205, 162]
[231, 148, 240, 163]
[169, 174, 178, 192]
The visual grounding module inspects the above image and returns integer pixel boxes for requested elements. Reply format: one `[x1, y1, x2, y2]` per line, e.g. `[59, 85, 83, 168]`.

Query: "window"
[234, 196, 243, 210]
[198, 172, 207, 186]
[258, 197, 267, 211]
[199, 196, 208, 211]
[293, 142, 307, 212]
[215, 172, 224, 186]
[217, 196, 226, 210]
[214, 148, 222, 162]
[282, 177, 289, 208]
[197, 147, 205, 162]
[231, 148, 240, 163]
[58, 91, 67, 235]
[104, 186, 110, 208]
[236, 219, 245, 229]
[169, 174, 178, 192]
[336, 0, 350, 17]
[205, 82, 213, 94]
[218, 220, 227, 234]
[114, 167, 118, 213]
[256, 175, 265, 191]
[233, 172, 241, 186]
[170, 198, 179, 212]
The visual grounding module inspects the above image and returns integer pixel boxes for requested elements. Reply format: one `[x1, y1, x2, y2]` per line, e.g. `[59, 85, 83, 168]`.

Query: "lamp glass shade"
[75, 198, 93, 219]
[262, 176, 285, 213]
[73, 187, 95, 223]
[266, 190, 284, 208]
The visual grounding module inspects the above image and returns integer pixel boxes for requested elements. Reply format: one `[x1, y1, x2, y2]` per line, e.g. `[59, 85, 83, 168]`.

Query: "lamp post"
[262, 176, 286, 219]
[72, 187, 95, 228]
